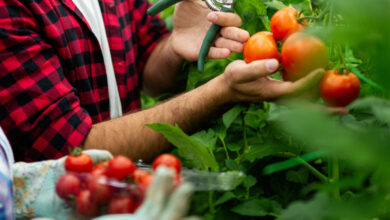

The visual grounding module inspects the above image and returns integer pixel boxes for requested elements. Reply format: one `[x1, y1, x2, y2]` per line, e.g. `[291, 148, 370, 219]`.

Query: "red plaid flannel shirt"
[0, 0, 169, 161]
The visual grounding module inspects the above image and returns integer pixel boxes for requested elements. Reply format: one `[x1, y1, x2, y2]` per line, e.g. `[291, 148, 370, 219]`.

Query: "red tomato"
[76, 189, 98, 217]
[152, 154, 182, 174]
[55, 174, 82, 201]
[108, 195, 136, 214]
[271, 7, 305, 41]
[90, 161, 109, 176]
[281, 32, 329, 81]
[106, 156, 136, 181]
[139, 173, 154, 189]
[320, 70, 360, 107]
[132, 169, 149, 182]
[243, 31, 279, 64]
[87, 175, 113, 204]
[65, 149, 93, 173]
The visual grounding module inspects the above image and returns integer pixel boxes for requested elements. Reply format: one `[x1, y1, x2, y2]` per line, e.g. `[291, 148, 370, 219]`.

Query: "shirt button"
[116, 62, 122, 66]
[109, 3, 115, 8]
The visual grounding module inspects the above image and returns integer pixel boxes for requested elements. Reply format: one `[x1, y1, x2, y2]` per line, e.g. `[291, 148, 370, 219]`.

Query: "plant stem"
[331, 157, 341, 199]
[242, 115, 248, 152]
[298, 158, 328, 183]
[220, 138, 230, 160]
[209, 191, 215, 214]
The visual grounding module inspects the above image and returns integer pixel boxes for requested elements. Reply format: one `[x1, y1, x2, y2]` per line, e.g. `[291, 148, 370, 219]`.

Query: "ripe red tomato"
[65, 149, 93, 173]
[243, 31, 279, 64]
[90, 161, 109, 176]
[87, 175, 113, 204]
[108, 195, 136, 214]
[271, 7, 305, 41]
[139, 173, 154, 189]
[132, 169, 149, 182]
[320, 70, 361, 107]
[281, 32, 329, 81]
[76, 189, 98, 217]
[106, 156, 136, 181]
[55, 174, 82, 201]
[152, 154, 182, 174]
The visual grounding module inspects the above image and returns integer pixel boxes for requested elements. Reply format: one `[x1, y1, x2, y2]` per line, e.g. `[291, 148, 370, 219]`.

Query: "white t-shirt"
[72, 0, 123, 119]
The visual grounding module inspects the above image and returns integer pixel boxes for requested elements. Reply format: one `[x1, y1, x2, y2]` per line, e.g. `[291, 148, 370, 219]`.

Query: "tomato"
[132, 169, 149, 182]
[281, 32, 329, 81]
[271, 7, 305, 41]
[55, 174, 82, 201]
[320, 70, 360, 107]
[76, 189, 98, 217]
[65, 148, 93, 173]
[108, 195, 136, 214]
[90, 161, 109, 176]
[152, 154, 182, 174]
[139, 173, 154, 189]
[87, 175, 113, 204]
[106, 156, 136, 181]
[243, 31, 279, 64]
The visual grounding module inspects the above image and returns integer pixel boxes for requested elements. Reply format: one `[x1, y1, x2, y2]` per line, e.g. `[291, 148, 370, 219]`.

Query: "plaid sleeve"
[0, 2, 92, 162]
[132, 0, 170, 74]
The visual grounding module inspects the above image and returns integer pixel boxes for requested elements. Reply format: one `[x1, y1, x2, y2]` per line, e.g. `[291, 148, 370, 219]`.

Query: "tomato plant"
[320, 70, 360, 107]
[108, 195, 137, 214]
[152, 153, 182, 174]
[106, 155, 136, 181]
[76, 189, 98, 217]
[271, 7, 305, 41]
[55, 173, 81, 200]
[243, 31, 279, 63]
[65, 148, 93, 173]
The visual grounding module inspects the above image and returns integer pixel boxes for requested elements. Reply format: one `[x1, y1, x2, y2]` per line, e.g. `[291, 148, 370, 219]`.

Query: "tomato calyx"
[70, 147, 84, 156]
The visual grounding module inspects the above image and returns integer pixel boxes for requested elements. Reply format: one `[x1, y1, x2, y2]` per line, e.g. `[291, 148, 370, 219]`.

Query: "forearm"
[84, 75, 231, 161]
[142, 35, 184, 96]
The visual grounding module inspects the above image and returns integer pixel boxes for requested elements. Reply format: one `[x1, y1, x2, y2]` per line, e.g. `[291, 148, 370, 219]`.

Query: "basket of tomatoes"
[55, 149, 182, 218]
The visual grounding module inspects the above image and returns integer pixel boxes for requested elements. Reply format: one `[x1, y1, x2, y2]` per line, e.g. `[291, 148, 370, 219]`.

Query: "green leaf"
[215, 192, 236, 206]
[222, 105, 244, 129]
[191, 129, 217, 152]
[225, 159, 244, 171]
[265, 0, 287, 10]
[147, 123, 218, 171]
[227, 143, 242, 152]
[263, 151, 326, 175]
[214, 122, 227, 141]
[286, 167, 309, 184]
[243, 175, 257, 188]
[242, 144, 285, 163]
[232, 198, 282, 217]
[244, 108, 268, 129]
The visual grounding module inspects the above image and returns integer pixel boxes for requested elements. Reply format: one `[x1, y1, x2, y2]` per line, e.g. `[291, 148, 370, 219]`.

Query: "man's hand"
[219, 59, 326, 103]
[169, 0, 249, 61]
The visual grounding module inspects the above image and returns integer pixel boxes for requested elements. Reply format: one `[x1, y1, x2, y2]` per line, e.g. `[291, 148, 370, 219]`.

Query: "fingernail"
[208, 13, 218, 22]
[265, 59, 279, 72]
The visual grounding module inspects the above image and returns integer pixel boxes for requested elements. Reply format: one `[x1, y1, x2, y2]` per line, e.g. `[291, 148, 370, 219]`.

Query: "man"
[0, 0, 324, 162]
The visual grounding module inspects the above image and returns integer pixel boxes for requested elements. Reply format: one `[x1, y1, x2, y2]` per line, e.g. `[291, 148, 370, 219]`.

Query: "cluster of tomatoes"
[243, 7, 360, 107]
[55, 149, 182, 217]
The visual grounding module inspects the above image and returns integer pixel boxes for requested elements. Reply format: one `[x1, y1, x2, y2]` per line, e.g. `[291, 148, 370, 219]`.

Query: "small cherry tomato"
[76, 189, 98, 217]
[55, 173, 82, 201]
[108, 195, 136, 214]
[139, 173, 154, 189]
[87, 175, 113, 204]
[243, 31, 279, 64]
[90, 161, 109, 176]
[65, 148, 93, 173]
[320, 70, 360, 107]
[281, 32, 329, 81]
[152, 154, 182, 174]
[106, 156, 136, 181]
[271, 7, 305, 41]
[132, 169, 149, 182]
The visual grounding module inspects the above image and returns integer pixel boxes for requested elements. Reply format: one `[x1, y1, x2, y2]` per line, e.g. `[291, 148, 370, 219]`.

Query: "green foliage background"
[144, 0, 390, 219]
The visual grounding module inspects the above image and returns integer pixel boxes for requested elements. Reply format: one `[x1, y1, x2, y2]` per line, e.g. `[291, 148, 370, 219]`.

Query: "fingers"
[215, 37, 244, 53]
[207, 12, 242, 27]
[207, 47, 231, 59]
[161, 183, 195, 220]
[220, 27, 250, 43]
[227, 59, 280, 83]
[289, 69, 326, 96]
